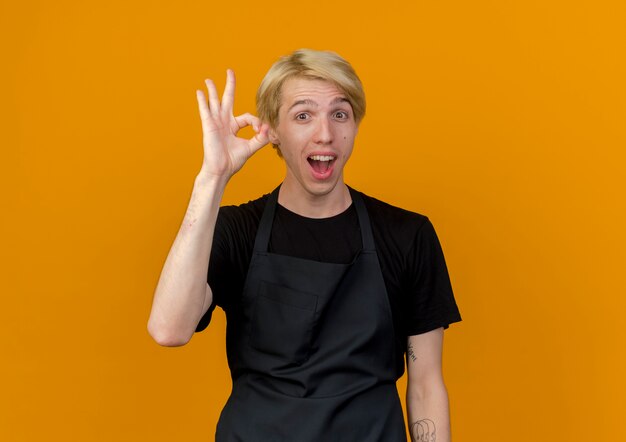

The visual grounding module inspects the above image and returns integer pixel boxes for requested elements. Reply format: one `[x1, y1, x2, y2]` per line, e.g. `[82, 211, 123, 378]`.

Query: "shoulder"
[353, 189, 437, 270]
[357, 190, 431, 239]
[214, 192, 270, 247]
[218, 192, 269, 227]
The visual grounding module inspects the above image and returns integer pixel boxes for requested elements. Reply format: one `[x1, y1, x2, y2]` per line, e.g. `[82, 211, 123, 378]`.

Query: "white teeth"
[308, 155, 335, 161]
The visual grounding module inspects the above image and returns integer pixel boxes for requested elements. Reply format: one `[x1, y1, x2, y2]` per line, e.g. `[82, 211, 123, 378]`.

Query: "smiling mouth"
[307, 154, 336, 174]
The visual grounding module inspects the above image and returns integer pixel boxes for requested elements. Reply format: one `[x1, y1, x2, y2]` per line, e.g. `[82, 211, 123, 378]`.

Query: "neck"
[277, 177, 352, 219]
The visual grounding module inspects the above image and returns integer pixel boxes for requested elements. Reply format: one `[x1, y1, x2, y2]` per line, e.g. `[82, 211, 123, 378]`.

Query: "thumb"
[247, 124, 270, 154]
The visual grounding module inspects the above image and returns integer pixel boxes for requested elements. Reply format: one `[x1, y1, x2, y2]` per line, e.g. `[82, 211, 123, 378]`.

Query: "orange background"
[3, 1, 625, 440]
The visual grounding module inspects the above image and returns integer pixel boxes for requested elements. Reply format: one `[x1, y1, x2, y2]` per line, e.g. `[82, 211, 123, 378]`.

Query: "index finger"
[221, 69, 236, 115]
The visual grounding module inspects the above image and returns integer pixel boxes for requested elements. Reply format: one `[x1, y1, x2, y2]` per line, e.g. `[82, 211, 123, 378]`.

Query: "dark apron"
[216, 186, 406, 442]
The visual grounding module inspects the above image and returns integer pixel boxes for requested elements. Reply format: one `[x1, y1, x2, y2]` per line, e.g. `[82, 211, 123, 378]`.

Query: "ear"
[268, 127, 280, 146]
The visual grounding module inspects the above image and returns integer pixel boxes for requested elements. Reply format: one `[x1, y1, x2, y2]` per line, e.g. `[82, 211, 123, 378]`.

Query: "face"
[269, 77, 358, 198]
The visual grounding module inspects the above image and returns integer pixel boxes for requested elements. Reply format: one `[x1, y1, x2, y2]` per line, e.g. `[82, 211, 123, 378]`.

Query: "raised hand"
[195, 69, 270, 181]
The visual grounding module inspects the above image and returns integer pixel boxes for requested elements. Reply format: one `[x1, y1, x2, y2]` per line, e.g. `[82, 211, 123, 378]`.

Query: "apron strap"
[348, 186, 376, 252]
[253, 185, 281, 253]
[253, 184, 376, 253]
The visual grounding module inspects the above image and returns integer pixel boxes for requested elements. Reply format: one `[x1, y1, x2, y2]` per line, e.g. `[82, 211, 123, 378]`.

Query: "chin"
[302, 179, 343, 197]
[284, 163, 345, 198]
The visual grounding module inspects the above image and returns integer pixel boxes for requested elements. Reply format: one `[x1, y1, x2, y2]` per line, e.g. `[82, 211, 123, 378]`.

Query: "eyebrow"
[287, 97, 351, 112]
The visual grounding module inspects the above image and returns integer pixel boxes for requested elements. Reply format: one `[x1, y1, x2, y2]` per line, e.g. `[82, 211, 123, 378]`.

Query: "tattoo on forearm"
[410, 418, 436, 442]
[408, 342, 417, 363]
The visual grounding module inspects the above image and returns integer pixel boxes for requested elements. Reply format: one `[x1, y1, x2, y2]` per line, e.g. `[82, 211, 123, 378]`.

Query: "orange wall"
[4, 1, 625, 440]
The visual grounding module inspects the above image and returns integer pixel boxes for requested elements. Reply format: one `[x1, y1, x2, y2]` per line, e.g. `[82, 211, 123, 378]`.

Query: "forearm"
[147, 172, 228, 346]
[406, 378, 451, 442]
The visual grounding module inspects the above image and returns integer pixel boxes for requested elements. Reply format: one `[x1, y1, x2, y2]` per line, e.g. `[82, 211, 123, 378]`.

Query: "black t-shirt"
[196, 188, 462, 369]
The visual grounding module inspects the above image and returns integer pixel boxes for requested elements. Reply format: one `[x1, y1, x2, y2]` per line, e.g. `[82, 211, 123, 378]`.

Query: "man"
[147, 49, 461, 442]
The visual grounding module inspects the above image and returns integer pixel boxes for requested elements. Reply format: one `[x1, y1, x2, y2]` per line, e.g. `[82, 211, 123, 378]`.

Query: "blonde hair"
[256, 49, 366, 152]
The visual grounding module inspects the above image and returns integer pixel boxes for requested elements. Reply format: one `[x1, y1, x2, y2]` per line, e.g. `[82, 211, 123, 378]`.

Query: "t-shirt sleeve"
[404, 218, 462, 336]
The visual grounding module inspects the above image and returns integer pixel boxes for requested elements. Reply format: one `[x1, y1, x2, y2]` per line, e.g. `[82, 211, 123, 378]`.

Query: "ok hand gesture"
[195, 70, 270, 181]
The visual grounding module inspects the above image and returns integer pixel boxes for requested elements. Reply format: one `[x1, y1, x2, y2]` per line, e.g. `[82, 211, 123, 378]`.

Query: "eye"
[334, 111, 349, 120]
[295, 113, 309, 121]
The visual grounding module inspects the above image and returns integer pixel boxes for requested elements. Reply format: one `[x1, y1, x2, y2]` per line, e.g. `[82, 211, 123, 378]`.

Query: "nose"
[312, 117, 333, 145]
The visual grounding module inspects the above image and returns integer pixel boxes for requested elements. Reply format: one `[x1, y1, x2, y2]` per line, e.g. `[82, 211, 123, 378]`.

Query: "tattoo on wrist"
[408, 342, 417, 363]
[410, 418, 436, 442]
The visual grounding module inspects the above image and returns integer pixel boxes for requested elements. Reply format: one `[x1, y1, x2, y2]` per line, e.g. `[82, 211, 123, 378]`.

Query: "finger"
[247, 123, 270, 154]
[196, 89, 213, 129]
[205, 79, 221, 117]
[233, 113, 261, 132]
[221, 69, 236, 115]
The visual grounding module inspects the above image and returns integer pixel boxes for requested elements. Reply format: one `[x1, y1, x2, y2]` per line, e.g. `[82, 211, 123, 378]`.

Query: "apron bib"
[216, 186, 406, 442]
